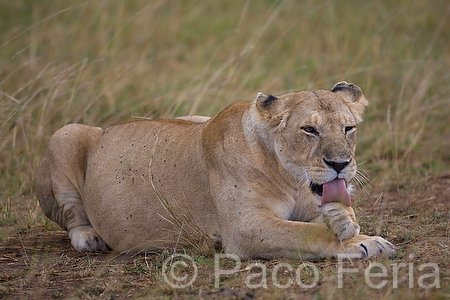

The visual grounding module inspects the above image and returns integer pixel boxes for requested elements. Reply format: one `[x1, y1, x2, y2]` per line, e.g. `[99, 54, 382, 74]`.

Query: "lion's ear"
[254, 92, 290, 129]
[331, 81, 369, 123]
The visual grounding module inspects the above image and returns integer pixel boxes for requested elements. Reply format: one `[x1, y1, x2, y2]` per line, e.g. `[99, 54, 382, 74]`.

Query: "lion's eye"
[345, 126, 356, 133]
[302, 126, 319, 135]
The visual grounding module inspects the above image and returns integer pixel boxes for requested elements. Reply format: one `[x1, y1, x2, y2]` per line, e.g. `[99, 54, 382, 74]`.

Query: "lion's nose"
[323, 159, 350, 173]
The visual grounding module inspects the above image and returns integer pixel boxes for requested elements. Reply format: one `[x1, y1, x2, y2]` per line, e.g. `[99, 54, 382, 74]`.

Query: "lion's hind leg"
[56, 189, 108, 252]
[36, 124, 108, 252]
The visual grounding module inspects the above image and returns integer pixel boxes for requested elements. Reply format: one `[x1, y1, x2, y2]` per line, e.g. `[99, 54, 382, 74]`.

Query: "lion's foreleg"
[221, 211, 395, 260]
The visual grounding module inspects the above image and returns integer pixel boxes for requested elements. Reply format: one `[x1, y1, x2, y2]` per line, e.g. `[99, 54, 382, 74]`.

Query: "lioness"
[36, 82, 395, 259]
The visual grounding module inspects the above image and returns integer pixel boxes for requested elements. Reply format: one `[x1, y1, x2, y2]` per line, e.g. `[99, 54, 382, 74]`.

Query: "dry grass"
[148, 155, 217, 256]
[1, 0, 450, 299]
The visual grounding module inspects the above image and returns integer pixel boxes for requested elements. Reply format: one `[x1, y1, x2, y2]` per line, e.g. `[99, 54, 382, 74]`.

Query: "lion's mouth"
[310, 183, 323, 196]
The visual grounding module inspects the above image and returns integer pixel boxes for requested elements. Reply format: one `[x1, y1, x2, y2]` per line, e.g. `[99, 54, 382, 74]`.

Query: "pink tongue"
[321, 178, 351, 206]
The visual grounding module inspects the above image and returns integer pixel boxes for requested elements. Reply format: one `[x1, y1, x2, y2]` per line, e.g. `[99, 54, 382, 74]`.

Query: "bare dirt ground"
[1, 175, 450, 299]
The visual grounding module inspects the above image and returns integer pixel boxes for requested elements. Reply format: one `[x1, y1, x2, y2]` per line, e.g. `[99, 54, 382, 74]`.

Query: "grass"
[1, 0, 450, 299]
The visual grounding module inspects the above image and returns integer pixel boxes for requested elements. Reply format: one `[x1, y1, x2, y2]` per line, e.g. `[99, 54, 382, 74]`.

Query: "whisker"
[357, 160, 368, 166]
[352, 170, 373, 198]
[292, 166, 308, 190]
[356, 169, 373, 186]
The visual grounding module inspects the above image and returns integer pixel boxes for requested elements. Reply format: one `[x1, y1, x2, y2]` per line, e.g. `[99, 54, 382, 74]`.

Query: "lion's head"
[252, 82, 368, 206]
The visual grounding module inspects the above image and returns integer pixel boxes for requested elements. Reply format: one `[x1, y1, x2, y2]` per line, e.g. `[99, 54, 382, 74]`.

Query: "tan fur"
[36, 82, 395, 259]
[176, 115, 211, 123]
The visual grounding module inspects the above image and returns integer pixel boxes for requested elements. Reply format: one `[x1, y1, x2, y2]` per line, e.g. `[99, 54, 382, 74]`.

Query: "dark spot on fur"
[331, 82, 362, 102]
[261, 94, 278, 108]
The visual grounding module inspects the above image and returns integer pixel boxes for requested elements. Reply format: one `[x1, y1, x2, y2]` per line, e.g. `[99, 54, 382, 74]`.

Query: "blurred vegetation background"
[1, 0, 449, 232]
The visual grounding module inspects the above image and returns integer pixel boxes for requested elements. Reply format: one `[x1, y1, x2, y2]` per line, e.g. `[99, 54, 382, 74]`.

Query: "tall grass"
[1, 0, 449, 234]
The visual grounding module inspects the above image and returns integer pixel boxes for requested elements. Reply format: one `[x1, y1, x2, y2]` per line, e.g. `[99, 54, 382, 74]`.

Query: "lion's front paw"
[333, 220, 360, 241]
[322, 202, 359, 240]
[341, 235, 396, 259]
